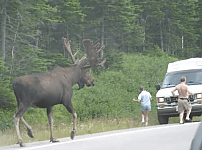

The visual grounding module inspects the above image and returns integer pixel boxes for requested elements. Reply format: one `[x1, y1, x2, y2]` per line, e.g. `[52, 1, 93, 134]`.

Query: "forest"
[0, 0, 201, 131]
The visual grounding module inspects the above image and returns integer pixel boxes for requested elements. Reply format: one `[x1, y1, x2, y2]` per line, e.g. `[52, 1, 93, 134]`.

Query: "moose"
[13, 37, 106, 147]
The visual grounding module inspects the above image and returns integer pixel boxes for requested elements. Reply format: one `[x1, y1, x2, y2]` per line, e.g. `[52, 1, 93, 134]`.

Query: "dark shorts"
[178, 99, 192, 114]
[141, 105, 151, 111]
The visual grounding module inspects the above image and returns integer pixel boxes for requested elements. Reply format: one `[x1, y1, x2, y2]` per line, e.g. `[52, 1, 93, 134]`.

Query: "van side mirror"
[156, 84, 161, 91]
[156, 79, 161, 90]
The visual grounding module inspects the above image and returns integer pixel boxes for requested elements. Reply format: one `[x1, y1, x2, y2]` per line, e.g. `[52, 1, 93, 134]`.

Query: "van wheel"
[158, 115, 169, 124]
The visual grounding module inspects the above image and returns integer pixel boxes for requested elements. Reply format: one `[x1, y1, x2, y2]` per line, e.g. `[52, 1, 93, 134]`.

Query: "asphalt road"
[1, 122, 200, 150]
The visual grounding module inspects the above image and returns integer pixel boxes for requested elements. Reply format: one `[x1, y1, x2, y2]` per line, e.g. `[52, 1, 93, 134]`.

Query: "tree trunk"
[160, 20, 164, 52]
[1, 0, 7, 61]
[100, 8, 104, 58]
[143, 26, 146, 52]
[64, 23, 70, 57]
[182, 35, 184, 49]
[140, 15, 147, 52]
[200, 32, 202, 57]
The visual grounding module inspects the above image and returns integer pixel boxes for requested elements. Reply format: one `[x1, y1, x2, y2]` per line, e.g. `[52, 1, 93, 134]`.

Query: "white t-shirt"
[138, 90, 152, 106]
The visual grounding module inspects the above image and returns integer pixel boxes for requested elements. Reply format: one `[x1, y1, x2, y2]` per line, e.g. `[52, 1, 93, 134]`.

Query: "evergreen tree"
[0, 59, 15, 110]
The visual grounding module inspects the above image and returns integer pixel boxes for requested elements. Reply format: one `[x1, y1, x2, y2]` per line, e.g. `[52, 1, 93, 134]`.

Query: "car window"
[161, 69, 202, 89]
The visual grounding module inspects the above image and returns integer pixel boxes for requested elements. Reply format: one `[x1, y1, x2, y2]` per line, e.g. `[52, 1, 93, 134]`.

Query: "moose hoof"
[70, 130, 76, 140]
[27, 129, 34, 138]
[20, 142, 25, 147]
[51, 138, 59, 143]
[17, 140, 25, 147]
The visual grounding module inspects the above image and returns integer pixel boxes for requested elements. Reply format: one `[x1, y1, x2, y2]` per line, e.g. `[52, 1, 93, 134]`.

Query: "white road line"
[17, 122, 200, 150]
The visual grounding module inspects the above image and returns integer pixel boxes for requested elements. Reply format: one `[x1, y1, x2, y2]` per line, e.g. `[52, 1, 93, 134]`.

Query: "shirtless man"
[171, 76, 193, 124]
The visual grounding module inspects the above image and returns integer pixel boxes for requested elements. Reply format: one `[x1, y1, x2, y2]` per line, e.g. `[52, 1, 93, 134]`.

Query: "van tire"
[158, 115, 169, 124]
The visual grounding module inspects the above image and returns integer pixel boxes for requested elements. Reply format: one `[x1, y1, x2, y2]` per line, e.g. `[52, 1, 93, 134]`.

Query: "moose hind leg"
[64, 103, 77, 140]
[14, 106, 28, 147]
[14, 116, 24, 147]
[21, 117, 34, 138]
[47, 107, 59, 143]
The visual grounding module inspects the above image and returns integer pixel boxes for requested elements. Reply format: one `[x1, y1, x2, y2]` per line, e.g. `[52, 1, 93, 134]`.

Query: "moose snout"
[86, 80, 94, 87]
[86, 83, 94, 87]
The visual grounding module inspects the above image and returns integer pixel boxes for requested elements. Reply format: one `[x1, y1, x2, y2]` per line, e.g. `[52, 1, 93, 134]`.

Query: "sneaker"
[185, 119, 192, 123]
[145, 122, 148, 126]
[141, 122, 145, 125]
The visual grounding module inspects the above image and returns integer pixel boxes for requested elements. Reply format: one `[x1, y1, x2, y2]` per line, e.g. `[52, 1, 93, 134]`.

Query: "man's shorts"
[141, 105, 151, 111]
[178, 99, 192, 114]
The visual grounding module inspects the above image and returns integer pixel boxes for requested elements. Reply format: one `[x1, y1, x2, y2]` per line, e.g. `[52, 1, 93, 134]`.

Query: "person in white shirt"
[133, 86, 152, 126]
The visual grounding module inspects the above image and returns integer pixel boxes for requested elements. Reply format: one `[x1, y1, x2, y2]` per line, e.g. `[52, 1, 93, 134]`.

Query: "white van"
[156, 58, 202, 124]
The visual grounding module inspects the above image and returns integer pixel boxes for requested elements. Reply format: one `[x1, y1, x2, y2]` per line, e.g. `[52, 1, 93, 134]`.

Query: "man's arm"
[149, 93, 152, 101]
[171, 86, 177, 97]
[187, 86, 193, 95]
[133, 99, 140, 102]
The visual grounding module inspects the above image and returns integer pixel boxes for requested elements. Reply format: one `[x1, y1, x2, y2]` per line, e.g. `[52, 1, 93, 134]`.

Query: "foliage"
[0, 53, 179, 131]
[11, 48, 53, 77]
[1, 0, 202, 62]
[103, 48, 124, 70]
[1, 0, 201, 131]
[72, 53, 178, 120]
[0, 110, 15, 131]
[0, 60, 15, 110]
[0, 60, 16, 130]
[143, 45, 168, 57]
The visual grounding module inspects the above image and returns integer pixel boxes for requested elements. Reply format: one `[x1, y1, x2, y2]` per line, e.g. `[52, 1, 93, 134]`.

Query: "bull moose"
[13, 38, 106, 147]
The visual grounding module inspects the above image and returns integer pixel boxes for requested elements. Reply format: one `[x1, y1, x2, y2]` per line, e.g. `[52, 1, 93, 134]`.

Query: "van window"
[161, 69, 202, 89]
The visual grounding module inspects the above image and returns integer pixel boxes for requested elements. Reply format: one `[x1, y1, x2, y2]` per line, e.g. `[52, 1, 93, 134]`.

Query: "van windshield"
[161, 69, 202, 89]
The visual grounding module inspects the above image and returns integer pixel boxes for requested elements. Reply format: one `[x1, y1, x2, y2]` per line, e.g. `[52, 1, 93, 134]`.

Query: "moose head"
[62, 37, 106, 89]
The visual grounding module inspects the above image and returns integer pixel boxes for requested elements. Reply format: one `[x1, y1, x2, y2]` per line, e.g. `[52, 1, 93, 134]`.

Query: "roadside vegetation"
[1, 0, 202, 147]
[0, 50, 181, 146]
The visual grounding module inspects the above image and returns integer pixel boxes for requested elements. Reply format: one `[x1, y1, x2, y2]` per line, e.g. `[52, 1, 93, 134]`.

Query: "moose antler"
[83, 39, 106, 68]
[62, 37, 86, 65]
[62, 37, 106, 68]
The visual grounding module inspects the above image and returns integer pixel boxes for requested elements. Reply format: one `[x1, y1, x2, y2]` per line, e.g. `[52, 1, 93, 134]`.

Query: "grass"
[0, 113, 158, 147]
[0, 114, 201, 147]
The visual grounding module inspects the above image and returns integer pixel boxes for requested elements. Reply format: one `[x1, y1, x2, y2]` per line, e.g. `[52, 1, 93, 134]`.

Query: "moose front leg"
[47, 107, 59, 143]
[64, 102, 77, 140]
[70, 112, 77, 140]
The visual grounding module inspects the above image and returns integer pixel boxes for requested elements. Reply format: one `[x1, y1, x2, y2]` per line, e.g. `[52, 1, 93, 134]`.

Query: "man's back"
[138, 91, 151, 105]
[176, 83, 189, 98]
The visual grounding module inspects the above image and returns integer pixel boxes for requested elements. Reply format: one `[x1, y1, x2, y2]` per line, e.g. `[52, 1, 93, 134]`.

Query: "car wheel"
[158, 114, 169, 124]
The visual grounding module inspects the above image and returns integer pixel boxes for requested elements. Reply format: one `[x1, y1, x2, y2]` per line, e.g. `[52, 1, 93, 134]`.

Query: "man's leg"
[186, 109, 191, 119]
[185, 108, 192, 123]
[141, 105, 145, 125]
[185, 102, 192, 121]
[179, 112, 184, 124]
[142, 111, 145, 124]
[145, 111, 149, 126]
[178, 100, 184, 124]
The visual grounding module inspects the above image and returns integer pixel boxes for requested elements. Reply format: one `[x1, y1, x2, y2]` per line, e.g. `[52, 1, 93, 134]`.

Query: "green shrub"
[0, 53, 179, 130]
[72, 53, 178, 120]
